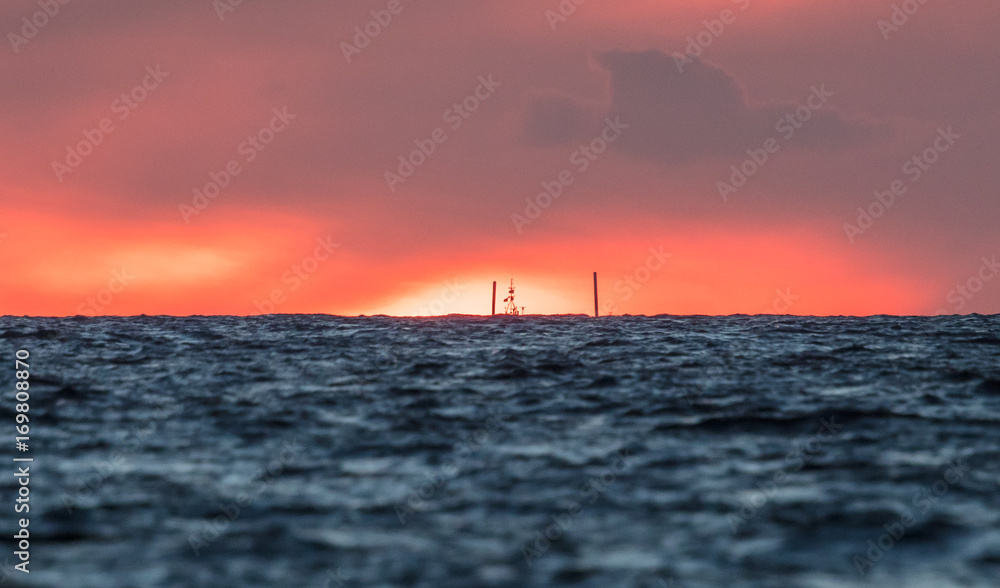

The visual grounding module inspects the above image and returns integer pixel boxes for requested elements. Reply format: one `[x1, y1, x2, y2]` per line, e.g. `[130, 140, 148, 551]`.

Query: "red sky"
[1, 0, 998, 316]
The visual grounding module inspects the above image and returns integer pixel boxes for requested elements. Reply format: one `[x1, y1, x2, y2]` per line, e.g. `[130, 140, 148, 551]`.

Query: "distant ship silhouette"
[503, 279, 524, 316]
[490, 272, 599, 317]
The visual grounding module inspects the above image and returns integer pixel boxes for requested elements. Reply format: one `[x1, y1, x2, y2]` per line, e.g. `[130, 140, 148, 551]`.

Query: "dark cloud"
[523, 49, 888, 162]
[520, 92, 599, 147]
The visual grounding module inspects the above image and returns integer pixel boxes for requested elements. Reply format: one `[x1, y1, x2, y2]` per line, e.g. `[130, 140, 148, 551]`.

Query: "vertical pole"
[492, 281, 497, 316]
[593, 272, 599, 317]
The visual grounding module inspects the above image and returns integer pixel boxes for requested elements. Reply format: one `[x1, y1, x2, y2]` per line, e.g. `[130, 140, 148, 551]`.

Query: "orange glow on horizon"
[0, 209, 937, 318]
[360, 228, 934, 317]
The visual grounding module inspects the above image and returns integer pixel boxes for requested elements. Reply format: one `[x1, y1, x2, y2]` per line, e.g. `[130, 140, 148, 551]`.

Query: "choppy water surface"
[2, 314, 999, 588]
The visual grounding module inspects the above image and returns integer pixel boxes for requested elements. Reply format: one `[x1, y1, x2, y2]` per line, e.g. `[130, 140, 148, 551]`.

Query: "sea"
[1, 314, 999, 588]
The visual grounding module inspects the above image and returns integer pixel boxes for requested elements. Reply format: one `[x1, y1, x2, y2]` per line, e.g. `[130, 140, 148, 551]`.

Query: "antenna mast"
[503, 279, 523, 315]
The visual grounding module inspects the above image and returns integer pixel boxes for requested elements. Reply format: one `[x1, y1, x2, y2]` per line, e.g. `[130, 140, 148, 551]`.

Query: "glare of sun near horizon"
[369, 277, 588, 317]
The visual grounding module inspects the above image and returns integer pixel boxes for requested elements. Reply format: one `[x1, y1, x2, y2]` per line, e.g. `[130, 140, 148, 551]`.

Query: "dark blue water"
[2, 315, 999, 587]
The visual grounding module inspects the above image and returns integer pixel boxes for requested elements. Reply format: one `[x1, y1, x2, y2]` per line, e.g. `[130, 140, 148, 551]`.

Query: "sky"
[1, 0, 998, 317]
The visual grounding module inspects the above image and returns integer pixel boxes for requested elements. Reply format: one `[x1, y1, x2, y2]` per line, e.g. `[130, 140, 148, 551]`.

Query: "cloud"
[523, 49, 887, 162]
[520, 91, 601, 147]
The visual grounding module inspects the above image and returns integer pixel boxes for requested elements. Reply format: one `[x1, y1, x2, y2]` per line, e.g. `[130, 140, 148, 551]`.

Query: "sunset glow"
[2, 0, 997, 316]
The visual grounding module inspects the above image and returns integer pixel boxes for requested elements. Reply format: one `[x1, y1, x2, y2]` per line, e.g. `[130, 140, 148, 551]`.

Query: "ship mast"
[503, 279, 523, 315]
